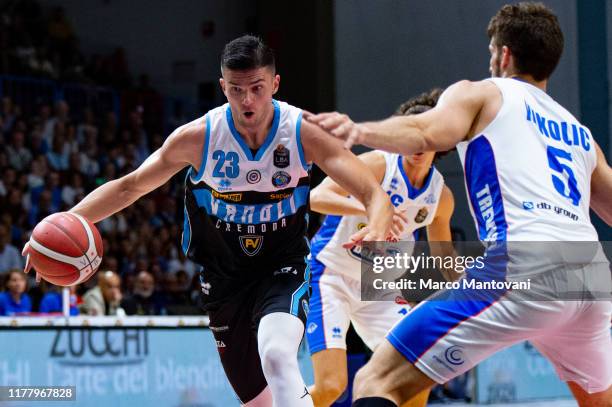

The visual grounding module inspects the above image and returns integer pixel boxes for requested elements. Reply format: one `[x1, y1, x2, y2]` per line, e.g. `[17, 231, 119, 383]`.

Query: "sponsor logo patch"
[212, 189, 243, 202]
[273, 144, 290, 168]
[414, 207, 429, 223]
[272, 171, 291, 188]
[239, 235, 264, 256]
[246, 169, 262, 184]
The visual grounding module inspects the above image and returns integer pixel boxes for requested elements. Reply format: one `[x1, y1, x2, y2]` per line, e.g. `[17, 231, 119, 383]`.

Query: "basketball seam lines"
[43, 217, 88, 256]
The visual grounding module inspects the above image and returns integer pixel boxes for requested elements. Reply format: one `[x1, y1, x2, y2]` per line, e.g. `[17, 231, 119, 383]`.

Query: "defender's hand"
[342, 225, 397, 249]
[391, 209, 408, 237]
[306, 112, 366, 149]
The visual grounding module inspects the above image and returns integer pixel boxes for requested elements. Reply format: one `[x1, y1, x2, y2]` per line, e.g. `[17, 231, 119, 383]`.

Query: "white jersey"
[456, 78, 598, 241]
[312, 152, 444, 278]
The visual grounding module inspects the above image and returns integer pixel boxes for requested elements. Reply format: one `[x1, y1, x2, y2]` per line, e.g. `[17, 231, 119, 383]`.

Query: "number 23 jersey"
[182, 99, 311, 280]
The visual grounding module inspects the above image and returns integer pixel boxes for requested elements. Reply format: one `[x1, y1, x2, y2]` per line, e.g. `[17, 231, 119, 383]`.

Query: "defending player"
[306, 90, 455, 407]
[308, 3, 612, 406]
[24, 35, 394, 406]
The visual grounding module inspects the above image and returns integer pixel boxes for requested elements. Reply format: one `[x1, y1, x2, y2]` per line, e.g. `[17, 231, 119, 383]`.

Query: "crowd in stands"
[1, 0, 127, 86]
[0, 0, 197, 317]
[0, 93, 203, 316]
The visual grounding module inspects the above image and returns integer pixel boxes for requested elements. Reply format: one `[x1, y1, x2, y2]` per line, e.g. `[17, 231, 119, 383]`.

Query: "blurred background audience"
[0, 0, 199, 315]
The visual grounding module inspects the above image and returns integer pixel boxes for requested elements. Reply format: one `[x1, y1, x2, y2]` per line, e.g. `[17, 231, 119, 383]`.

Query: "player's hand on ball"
[306, 111, 366, 149]
[22, 212, 103, 286]
[21, 242, 41, 282]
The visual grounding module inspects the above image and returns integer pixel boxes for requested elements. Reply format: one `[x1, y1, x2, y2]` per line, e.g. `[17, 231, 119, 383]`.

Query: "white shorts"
[306, 259, 410, 354]
[389, 293, 612, 394]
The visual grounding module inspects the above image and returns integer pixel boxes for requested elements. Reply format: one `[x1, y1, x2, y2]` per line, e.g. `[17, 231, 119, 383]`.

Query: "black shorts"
[206, 263, 310, 403]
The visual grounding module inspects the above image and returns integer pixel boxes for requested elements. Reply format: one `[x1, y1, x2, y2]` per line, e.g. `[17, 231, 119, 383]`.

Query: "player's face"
[405, 151, 435, 168]
[220, 67, 280, 130]
[489, 39, 502, 77]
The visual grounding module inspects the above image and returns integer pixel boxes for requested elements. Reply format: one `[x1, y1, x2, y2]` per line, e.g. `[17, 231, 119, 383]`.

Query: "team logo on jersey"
[444, 345, 465, 366]
[272, 171, 291, 188]
[357, 222, 367, 230]
[212, 190, 243, 202]
[414, 207, 429, 223]
[239, 235, 264, 256]
[307, 322, 317, 334]
[389, 178, 399, 191]
[331, 326, 342, 339]
[273, 144, 290, 168]
[218, 179, 232, 191]
[522, 201, 534, 210]
[424, 193, 437, 204]
[246, 169, 262, 184]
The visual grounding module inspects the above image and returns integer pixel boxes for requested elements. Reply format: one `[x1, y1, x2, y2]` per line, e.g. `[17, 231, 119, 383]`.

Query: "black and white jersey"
[182, 99, 311, 281]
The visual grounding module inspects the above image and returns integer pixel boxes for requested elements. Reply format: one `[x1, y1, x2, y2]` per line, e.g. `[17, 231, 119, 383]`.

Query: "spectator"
[81, 270, 124, 316]
[46, 125, 69, 170]
[39, 285, 79, 315]
[0, 167, 17, 197]
[1, 97, 17, 133]
[0, 224, 21, 273]
[61, 172, 84, 207]
[0, 270, 31, 315]
[121, 271, 166, 315]
[6, 131, 32, 171]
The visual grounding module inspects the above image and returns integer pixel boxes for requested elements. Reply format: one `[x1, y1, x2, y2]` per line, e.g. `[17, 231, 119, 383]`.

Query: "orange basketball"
[25, 212, 103, 286]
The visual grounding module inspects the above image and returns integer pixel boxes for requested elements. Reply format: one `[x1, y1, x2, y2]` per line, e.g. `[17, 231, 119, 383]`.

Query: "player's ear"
[219, 78, 226, 96]
[501, 45, 512, 72]
[272, 74, 280, 95]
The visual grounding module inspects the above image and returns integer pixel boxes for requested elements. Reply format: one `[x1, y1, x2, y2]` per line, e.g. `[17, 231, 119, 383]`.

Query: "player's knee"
[259, 345, 297, 377]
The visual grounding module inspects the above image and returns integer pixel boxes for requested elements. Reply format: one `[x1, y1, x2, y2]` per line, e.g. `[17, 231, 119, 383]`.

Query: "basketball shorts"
[387, 286, 612, 394]
[306, 256, 410, 354]
[206, 262, 309, 404]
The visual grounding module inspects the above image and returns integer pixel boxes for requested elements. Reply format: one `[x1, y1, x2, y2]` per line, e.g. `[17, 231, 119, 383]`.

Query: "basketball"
[24, 212, 103, 287]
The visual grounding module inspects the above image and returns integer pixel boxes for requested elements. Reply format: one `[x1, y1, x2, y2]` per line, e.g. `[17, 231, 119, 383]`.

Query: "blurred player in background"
[25, 35, 393, 406]
[308, 2, 612, 406]
[306, 89, 455, 407]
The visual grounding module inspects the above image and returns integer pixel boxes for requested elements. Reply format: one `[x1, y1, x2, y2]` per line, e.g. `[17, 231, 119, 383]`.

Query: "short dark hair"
[394, 88, 443, 116]
[220, 35, 275, 73]
[487, 2, 563, 81]
[394, 88, 452, 161]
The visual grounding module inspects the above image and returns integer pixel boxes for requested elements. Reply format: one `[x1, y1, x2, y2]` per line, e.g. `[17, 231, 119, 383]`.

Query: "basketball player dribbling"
[308, 3, 612, 407]
[24, 35, 394, 406]
[306, 89, 455, 407]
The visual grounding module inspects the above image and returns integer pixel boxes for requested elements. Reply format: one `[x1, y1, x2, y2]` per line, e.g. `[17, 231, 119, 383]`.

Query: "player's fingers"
[343, 227, 369, 248]
[394, 210, 409, 223]
[330, 121, 353, 139]
[391, 224, 401, 236]
[319, 114, 348, 130]
[23, 253, 33, 274]
[21, 241, 30, 257]
[344, 128, 360, 150]
[305, 112, 335, 124]
[392, 215, 405, 232]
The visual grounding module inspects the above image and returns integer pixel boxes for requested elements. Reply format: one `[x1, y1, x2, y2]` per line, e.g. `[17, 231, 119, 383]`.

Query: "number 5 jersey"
[456, 77, 598, 242]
